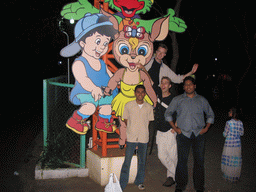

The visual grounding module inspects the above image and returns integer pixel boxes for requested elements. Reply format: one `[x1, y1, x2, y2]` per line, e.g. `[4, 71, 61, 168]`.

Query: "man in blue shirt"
[165, 76, 214, 192]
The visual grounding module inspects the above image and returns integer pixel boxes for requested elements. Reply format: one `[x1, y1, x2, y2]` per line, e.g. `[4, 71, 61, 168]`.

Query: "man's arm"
[203, 98, 215, 125]
[199, 123, 211, 135]
[149, 105, 154, 121]
[183, 64, 199, 79]
[169, 121, 182, 134]
[164, 65, 184, 84]
[200, 98, 214, 134]
[164, 98, 177, 122]
[163, 63, 198, 84]
[165, 98, 180, 134]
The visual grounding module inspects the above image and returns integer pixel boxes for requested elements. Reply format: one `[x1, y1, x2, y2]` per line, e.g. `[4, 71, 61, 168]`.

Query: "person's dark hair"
[135, 84, 146, 92]
[183, 76, 196, 85]
[161, 76, 172, 84]
[157, 43, 168, 52]
[230, 107, 240, 119]
[158, 43, 168, 52]
[78, 15, 117, 45]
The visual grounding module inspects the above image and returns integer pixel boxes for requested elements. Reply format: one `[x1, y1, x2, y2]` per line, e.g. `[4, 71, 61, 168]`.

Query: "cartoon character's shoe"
[95, 116, 117, 133]
[66, 111, 89, 135]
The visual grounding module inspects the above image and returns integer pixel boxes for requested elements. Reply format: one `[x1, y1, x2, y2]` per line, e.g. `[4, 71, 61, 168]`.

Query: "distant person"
[221, 107, 244, 182]
[155, 77, 177, 187]
[120, 85, 154, 191]
[140, 43, 198, 95]
[165, 76, 214, 192]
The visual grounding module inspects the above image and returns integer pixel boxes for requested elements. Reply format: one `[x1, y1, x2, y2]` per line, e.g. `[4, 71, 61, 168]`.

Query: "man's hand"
[199, 123, 211, 135]
[175, 127, 182, 134]
[191, 63, 199, 74]
[169, 121, 182, 134]
[183, 63, 199, 79]
[199, 127, 209, 135]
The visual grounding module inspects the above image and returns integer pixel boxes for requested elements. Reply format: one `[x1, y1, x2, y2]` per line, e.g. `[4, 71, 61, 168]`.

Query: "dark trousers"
[175, 132, 205, 191]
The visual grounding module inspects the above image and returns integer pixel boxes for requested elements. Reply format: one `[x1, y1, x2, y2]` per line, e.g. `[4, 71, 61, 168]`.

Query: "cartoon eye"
[119, 43, 130, 55]
[95, 38, 101, 45]
[137, 45, 148, 56]
[103, 41, 109, 47]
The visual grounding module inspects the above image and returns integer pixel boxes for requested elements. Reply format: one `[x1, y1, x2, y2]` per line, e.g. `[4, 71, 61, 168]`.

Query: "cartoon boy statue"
[60, 13, 118, 134]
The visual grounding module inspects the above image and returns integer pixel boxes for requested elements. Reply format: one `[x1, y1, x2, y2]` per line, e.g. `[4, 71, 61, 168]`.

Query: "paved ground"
[2, 107, 256, 192]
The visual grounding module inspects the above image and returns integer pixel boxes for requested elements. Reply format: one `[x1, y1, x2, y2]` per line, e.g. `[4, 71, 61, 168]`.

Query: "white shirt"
[145, 57, 184, 85]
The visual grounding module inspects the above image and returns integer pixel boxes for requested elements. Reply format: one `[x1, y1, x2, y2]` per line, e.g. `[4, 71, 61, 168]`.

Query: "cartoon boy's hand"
[91, 86, 103, 102]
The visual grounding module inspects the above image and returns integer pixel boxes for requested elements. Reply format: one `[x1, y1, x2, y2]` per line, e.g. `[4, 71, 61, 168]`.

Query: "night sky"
[5, 0, 255, 114]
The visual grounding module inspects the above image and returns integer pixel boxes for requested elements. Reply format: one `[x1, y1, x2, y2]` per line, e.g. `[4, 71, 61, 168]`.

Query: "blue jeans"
[175, 132, 205, 191]
[120, 142, 148, 190]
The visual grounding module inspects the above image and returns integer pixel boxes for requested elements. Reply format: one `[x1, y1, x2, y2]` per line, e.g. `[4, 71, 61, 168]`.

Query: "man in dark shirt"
[143, 43, 198, 96]
[155, 77, 177, 187]
[147, 56, 162, 94]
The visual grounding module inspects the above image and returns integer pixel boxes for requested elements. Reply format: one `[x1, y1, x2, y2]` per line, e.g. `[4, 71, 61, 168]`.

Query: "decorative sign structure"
[60, 0, 187, 156]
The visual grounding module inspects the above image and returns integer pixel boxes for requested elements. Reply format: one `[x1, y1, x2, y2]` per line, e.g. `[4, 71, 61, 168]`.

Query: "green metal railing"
[43, 76, 86, 168]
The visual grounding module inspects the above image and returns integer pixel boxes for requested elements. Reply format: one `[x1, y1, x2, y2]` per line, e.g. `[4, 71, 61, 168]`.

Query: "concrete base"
[35, 164, 88, 180]
[87, 148, 137, 186]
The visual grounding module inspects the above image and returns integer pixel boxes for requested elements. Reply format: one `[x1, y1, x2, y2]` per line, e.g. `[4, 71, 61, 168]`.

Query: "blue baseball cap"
[60, 13, 114, 57]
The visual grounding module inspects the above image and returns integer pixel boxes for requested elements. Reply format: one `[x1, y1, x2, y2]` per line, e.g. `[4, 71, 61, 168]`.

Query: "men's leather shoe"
[163, 177, 175, 187]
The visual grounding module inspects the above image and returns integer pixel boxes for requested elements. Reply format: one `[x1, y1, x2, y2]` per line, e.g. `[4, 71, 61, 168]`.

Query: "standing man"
[165, 76, 214, 192]
[143, 43, 198, 95]
[120, 85, 154, 191]
[155, 77, 177, 187]
[139, 43, 198, 149]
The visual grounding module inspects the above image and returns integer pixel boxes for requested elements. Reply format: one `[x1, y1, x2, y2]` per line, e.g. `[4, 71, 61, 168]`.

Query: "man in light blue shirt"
[165, 76, 214, 192]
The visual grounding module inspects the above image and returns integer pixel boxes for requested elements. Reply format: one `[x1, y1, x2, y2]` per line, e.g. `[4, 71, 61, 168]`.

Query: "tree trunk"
[170, 32, 179, 72]
[170, 0, 182, 73]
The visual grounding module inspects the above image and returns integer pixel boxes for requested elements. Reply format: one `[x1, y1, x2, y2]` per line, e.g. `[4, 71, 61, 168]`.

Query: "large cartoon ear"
[150, 16, 170, 42]
[100, 9, 119, 39]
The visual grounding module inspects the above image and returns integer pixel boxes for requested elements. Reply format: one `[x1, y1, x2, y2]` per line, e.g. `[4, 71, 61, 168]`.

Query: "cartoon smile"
[128, 62, 136, 70]
[122, 6, 135, 15]
[113, 0, 145, 18]
[95, 50, 102, 57]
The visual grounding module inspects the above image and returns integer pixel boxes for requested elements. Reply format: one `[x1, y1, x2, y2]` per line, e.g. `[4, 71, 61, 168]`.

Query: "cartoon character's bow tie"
[124, 25, 145, 39]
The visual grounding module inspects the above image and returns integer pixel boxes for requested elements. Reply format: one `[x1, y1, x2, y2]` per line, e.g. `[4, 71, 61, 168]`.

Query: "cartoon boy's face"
[79, 32, 111, 59]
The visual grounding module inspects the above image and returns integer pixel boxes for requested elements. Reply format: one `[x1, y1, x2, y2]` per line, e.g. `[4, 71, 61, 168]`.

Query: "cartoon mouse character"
[102, 10, 170, 147]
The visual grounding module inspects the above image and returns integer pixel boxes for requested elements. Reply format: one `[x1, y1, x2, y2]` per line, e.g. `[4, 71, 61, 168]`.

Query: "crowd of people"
[119, 44, 244, 192]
